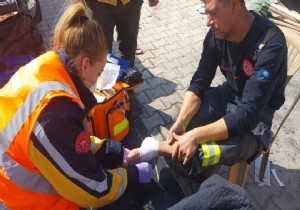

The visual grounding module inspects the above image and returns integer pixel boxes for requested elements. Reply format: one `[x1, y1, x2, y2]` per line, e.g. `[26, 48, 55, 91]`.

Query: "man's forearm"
[177, 91, 201, 129]
[191, 118, 229, 144]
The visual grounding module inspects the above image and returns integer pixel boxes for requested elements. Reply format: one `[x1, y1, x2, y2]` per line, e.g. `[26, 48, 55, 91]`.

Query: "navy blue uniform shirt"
[188, 12, 287, 138]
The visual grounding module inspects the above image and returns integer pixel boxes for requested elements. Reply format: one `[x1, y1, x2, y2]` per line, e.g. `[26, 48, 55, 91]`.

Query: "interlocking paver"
[136, 1, 300, 210]
[36, 0, 300, 209]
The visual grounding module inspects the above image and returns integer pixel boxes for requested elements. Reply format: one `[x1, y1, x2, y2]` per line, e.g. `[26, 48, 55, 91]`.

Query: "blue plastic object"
[107, 54, 130, 80]
[0, 55, 34, 88]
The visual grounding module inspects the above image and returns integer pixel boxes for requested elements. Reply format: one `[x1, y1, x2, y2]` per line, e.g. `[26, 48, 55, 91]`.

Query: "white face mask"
[84, 80, 96, 94]
[89, 84, 96, 93]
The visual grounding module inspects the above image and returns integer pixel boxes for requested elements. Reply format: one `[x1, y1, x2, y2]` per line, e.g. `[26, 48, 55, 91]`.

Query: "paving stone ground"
[37, 0, 300, 209]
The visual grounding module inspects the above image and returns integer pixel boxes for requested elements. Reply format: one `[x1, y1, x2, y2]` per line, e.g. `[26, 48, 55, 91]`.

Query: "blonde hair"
[53, 3, 107, 69]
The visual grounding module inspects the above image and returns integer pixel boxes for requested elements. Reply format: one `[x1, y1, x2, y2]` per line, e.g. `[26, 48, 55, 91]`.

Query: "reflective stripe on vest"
[32, 121, 108, 193]
[201, 141, 221, 167]
[0, 81, 83, 154]
[113, 118, 129, 136]
[0, 81, 84, 193]
[2, 152, 57, 194]
[0, 201, 8, 210]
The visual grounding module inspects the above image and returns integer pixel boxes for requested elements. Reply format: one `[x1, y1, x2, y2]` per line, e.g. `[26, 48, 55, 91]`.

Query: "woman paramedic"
[0, 3, 152, 209]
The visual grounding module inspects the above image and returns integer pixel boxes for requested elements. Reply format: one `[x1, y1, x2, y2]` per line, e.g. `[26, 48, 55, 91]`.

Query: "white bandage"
[138, 137, 159, 162]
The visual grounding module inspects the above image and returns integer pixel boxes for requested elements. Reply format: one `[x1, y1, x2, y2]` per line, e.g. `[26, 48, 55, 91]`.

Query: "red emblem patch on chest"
[242, 59, 253, 78]
[75, 131, 91, 153]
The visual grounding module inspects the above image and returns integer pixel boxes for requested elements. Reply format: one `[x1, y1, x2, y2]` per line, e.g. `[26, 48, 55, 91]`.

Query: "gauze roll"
[138, 137, 159, 162]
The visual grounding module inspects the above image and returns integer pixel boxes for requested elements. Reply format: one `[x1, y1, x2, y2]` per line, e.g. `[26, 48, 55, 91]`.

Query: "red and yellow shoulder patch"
[242, 59, 254, 78]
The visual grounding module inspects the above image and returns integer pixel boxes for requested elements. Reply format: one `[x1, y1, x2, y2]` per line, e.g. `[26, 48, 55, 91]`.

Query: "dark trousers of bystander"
[89, 0, 143, 67]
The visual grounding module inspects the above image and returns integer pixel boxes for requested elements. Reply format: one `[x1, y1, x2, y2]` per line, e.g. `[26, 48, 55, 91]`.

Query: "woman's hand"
[123, 148, 141, 165]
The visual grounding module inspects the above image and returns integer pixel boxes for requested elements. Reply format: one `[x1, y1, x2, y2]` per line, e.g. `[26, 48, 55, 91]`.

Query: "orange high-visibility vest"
[0, 51, 84, 210]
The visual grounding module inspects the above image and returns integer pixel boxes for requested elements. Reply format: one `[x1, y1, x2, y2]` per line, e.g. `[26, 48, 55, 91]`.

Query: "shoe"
[136, 47, 144, 55]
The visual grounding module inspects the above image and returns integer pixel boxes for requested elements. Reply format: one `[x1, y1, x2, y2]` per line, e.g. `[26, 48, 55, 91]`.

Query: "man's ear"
[231, 0, 238, 13]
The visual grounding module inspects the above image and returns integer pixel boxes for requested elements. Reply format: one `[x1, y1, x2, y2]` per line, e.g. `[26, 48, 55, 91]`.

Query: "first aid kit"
[88, 55, 144, 142]
[88, 82, 131, 142]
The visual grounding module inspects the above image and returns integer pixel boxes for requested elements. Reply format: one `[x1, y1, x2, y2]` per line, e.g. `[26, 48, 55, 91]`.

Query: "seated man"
[125, 0, 287, 192]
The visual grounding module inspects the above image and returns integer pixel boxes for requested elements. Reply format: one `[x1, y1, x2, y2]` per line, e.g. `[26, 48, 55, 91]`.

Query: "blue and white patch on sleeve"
[257, 68, 270, 81]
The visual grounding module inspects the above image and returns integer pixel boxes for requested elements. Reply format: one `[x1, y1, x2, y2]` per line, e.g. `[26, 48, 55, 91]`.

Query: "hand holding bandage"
[123, 147, 153, 183]
[122, 148, 130, 166]
[124, 137, 159, 165]
[138, 137, 159, 161]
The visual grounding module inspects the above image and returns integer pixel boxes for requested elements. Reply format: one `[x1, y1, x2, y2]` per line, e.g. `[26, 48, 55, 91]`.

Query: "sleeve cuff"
[187, 84, 204, 100]
[125, 165, 139, 193]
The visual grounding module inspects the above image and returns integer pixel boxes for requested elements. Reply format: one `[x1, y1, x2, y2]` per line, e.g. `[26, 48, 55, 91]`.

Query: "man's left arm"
[172, 118, 228, 165]
[224, 33, 287, 138]
[173, 33, 287, 164]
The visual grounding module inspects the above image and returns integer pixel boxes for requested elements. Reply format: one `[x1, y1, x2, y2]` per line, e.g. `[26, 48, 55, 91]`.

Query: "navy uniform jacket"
[188, 12, 287, 138]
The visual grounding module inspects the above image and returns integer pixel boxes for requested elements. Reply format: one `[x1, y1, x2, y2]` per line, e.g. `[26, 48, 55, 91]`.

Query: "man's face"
[205, 0, 234, 39]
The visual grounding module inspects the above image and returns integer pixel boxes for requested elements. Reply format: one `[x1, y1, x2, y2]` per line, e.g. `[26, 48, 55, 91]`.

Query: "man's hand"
[172, 131, 199, 165]
[148, 0, 159, 7]
[167, 120, 186, 145]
